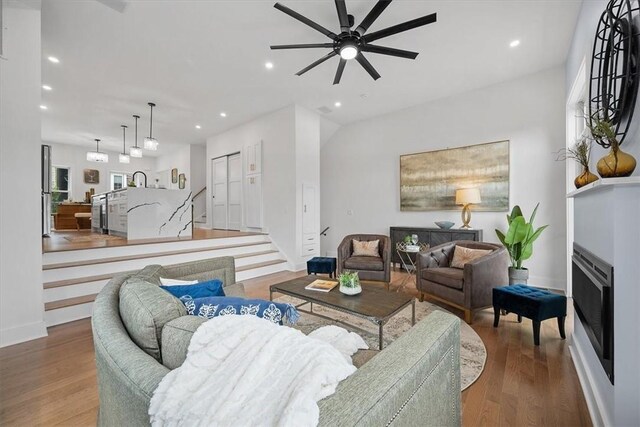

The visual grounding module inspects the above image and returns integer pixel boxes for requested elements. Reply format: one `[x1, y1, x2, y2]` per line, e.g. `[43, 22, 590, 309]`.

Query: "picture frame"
[178, 173, 186, 189]
[171, 168, 178, 184]
[83, 169, 100, 184]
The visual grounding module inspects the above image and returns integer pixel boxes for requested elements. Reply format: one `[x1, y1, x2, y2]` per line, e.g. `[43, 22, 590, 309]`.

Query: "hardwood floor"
[0, 270, 591, 426]
[42, 228, 263, 253]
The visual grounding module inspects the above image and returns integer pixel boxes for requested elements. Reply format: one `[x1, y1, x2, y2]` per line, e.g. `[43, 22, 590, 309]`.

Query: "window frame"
[51, 165, 71, 212]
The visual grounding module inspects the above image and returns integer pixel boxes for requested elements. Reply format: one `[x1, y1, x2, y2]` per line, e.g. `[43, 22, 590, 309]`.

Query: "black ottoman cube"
[307, 257, 337, 278]
[493, 285, 567, 345]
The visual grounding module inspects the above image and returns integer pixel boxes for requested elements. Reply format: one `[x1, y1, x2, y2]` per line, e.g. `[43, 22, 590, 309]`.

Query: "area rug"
[63, 234, 124, 243]
[275, 296, 486, 391]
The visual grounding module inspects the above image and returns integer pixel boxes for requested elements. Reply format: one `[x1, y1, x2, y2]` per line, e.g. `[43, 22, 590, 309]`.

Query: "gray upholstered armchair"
[416, 241, 508, 324]
[337, 234, 391, 282]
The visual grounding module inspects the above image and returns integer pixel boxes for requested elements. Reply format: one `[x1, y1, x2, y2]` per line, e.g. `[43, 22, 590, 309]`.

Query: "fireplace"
[572, 243, 614, 384]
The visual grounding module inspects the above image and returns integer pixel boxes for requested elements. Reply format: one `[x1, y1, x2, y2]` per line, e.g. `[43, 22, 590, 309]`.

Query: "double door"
[212, 153, 242, 230]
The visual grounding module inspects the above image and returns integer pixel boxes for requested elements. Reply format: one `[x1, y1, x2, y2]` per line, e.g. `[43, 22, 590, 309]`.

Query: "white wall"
[0, 2, 48, 347]
[154, 145, 191, 190]
[321, 67, 567, 290]
[190, 144, 207, 219]
[47, 142, 155, 198]
[206, 106, 297, 265]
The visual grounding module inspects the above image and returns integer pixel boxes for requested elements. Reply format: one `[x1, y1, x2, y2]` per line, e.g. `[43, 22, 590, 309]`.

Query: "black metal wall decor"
[589, 0, 640, 147]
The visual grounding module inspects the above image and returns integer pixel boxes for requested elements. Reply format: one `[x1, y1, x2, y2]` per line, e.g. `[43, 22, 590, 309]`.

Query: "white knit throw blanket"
[149, 315, 367, 427]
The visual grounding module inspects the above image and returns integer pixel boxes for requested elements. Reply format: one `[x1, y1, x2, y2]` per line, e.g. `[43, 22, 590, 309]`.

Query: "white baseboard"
[0, 320, 48, 348]
[569, 337, 606, 427]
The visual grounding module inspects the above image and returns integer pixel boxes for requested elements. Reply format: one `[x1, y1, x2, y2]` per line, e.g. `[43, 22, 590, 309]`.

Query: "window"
[110, 172, 130, 191]
[51, 166, 70, 213]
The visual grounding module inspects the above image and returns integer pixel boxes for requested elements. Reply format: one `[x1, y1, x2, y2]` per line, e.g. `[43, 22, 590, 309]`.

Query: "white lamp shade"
[129, 146, 143, 158]
[144, 137, 158, 151]
[87, 151, 108, 162]
[455, 188, 481, 205]
[119, 153, 131, 164]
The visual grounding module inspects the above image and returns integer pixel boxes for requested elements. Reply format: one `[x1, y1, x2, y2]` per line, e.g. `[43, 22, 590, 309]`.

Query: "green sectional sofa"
[91, 257, 462, 426]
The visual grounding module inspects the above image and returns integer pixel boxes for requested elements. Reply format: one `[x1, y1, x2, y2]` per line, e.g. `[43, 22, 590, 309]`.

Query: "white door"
[227, 153, 242, 231]
[302, 183, 316, 234]
[245, 175, 262, 228]
[212, 157, 228, 229]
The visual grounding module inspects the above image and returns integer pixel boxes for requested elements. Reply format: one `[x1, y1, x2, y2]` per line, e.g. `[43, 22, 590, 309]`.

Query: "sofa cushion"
[352, 239, 380, 257]
[223, 283, 246, 298]
[135, 264, 165, 285]
[344, 256, 384, 271]
[422, 267, 464, 290]
[160, 279, 225, 299]
[450, 246, 492, 269]
[119, 277, 187, 362]
[161, 315, 206, 369]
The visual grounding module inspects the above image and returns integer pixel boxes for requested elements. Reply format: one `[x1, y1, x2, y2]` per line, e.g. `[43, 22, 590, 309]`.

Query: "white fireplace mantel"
[567, 176, 640, 198]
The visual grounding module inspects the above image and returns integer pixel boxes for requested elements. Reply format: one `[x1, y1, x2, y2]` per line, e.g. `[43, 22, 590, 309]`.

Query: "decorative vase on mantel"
[574, 167, 599, 189]
[596, 146, 637, 178]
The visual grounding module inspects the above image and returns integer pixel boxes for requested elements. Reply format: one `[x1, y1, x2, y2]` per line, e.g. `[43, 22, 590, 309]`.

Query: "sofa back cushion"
[119, 276, 187, 362]
[450, 246, 492, 269]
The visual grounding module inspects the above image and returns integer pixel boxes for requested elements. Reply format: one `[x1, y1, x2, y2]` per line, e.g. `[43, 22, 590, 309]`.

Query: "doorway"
[211, 153, 241, 230]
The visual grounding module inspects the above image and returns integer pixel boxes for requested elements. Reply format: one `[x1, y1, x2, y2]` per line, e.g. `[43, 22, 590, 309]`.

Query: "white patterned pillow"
[352, 239, 380, 257]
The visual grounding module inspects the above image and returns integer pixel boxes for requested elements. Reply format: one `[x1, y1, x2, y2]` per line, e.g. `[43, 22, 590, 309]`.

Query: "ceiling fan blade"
[271, 43, 334, 50]
[274, 3, 337, 39]
[333, 58, 347, 85]
[355, 0, 392, 35]
[296, 51, 338, 76]
[335, 0, 350, 32]
[356, 53, 381, 80]
[361, 44, 418, 59]
[363, 12, 437, 43]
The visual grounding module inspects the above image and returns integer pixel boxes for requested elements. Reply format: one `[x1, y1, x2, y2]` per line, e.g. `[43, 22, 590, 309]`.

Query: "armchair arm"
[463, 248, 509, 309]
[337, 236, 353, 275]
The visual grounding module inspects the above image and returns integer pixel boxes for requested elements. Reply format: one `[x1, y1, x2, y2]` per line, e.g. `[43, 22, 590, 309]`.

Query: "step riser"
[44, 262, 289, 326]
[43, 243, 276, 282]
[43, 234, 269, 265]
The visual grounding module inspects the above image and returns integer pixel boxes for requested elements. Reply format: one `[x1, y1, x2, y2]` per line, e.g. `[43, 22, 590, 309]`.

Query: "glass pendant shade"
[144, 136, 158, 151]
[119, 153, 130, 164]
[129, 146, 143, 158]
[87, 139, 108, 162]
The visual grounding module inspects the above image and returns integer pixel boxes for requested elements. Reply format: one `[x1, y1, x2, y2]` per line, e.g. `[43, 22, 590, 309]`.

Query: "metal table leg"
[378, 322, 384, 350]
[412, 299, 416, 325]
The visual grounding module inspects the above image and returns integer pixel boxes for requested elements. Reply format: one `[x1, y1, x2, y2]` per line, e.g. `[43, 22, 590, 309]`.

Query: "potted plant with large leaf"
[495, 203, 548, 284]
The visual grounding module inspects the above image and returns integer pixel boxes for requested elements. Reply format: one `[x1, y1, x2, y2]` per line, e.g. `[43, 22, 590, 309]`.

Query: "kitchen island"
[96, 188, 192, 240]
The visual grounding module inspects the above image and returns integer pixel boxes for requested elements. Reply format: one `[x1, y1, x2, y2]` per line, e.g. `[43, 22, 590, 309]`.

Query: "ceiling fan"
[270, 0, 437, 85]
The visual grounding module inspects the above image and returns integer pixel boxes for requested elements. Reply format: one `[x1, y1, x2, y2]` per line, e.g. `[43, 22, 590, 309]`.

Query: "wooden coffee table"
[270, 275, 415, 350]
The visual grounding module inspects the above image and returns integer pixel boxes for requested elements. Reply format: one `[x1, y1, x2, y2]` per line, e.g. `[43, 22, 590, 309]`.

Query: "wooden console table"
[53, 203, 91, 230]
[389, 226, 483, 267]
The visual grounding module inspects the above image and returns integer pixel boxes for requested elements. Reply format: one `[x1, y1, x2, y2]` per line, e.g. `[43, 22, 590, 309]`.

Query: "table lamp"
[455, 188, 481, 229]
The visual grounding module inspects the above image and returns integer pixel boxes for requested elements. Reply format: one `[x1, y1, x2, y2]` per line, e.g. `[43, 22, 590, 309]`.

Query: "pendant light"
[87, 139, 108, 162]
[130, 114, 143, 158]
[119, 125, 130, 164]
[144, 102, 159, 151]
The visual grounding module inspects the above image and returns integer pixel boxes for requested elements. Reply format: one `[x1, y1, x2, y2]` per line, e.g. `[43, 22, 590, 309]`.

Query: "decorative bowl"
[435, 221, 455, 229]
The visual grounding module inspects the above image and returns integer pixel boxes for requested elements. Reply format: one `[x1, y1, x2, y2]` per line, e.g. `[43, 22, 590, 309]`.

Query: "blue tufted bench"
[492, 285, 567, 345]
[307, 257, 337, 278]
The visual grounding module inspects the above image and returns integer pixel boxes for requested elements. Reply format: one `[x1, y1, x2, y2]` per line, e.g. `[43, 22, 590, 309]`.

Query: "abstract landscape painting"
[400, 140, 509, 211]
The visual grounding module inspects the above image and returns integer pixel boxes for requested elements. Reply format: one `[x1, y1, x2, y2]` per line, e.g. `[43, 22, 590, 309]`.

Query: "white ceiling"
[41, 0, 582, 156]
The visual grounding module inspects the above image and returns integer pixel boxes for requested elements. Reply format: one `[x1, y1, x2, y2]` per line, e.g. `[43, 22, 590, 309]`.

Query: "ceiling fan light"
[129, 146, 143, 158]
[119, 153, 131, 164]
[340, 45, 358, 60]
[144, 137, 158, 151]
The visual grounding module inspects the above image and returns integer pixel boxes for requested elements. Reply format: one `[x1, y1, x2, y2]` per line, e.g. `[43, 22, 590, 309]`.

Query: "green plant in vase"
[556, 138, 598, 188]
[586, 114, 636, 178]
[338, 271, 362, 295]
[495, 203, 548, 284]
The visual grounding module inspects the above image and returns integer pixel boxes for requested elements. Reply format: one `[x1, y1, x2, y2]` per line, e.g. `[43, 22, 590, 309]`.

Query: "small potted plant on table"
[338, 271, 362, 295]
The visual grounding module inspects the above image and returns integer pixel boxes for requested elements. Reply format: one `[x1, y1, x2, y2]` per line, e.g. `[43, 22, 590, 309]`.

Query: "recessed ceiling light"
[265, 62, 274, 69]
[42, 85, 52, 91]
[220, 112, 227, 118]
[47, 56, 60, 63]
[509, 40, 520, 48]
[334, 101, 342, 107]
[195, 125, 202, 129]
[40, 105, 48, 110]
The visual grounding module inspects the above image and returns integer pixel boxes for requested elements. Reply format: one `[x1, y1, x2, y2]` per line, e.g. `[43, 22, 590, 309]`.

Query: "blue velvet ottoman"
[492, 285, 567, 346]
[307, 257, 337, 278]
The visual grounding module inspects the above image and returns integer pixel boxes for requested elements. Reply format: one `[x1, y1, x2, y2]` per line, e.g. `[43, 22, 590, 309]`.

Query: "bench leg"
[517, 315, 522, 323]
[493, 307, 500, 327]
[419, 293, 424, 302]
[558, 316, 566, 339]
[533, 321, 541, 346]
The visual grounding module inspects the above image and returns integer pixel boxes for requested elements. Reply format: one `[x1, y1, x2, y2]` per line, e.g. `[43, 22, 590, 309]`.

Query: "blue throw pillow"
[160, 279, 225, 299]
[180, 296, 299, 325]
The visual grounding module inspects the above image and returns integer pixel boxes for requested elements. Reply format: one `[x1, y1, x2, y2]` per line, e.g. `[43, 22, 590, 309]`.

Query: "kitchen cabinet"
[245, 175, 262, 229]
[245, 141, 262, 175]
[301, 183, 318, 257]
